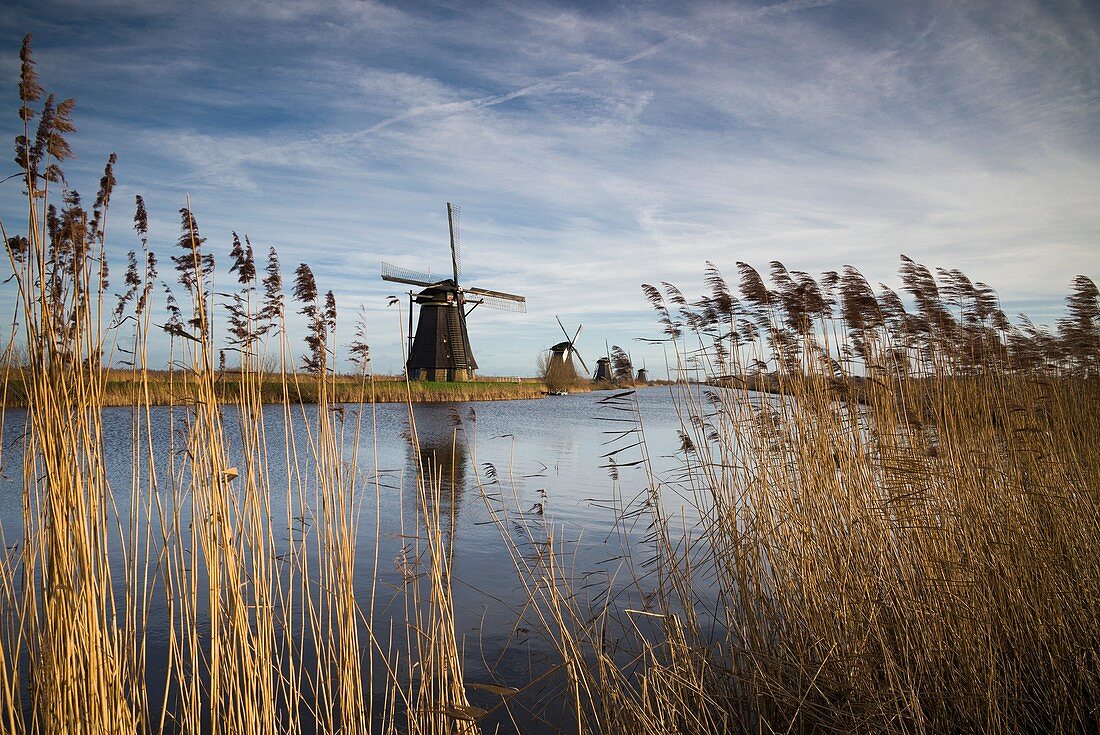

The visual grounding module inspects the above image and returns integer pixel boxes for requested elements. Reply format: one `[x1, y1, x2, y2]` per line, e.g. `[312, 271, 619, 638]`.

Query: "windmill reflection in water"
[405, 403, 471, 544]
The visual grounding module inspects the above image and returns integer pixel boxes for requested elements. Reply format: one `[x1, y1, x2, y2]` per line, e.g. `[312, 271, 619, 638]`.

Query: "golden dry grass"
[465, 261, 1099, 734]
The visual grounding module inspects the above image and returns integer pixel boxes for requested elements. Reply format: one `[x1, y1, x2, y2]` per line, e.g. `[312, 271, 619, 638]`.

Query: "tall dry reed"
[0, 36, 480, 735]
[470, 259, 1097, 734]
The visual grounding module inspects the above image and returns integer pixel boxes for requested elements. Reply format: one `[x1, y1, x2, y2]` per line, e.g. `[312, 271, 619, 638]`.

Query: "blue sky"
[1, 0, 1098, 376]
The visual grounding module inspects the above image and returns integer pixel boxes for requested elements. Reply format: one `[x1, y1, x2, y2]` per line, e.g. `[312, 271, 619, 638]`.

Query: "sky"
[1, 0, 1098, 377]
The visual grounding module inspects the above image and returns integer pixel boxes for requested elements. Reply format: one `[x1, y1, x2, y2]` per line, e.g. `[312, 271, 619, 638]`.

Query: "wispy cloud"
[1, 0, 1097, 374]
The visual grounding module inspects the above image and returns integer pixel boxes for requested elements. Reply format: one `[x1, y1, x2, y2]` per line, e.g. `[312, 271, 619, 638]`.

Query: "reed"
[469, 258, 1098, 733]
[0, 37, 479, 735]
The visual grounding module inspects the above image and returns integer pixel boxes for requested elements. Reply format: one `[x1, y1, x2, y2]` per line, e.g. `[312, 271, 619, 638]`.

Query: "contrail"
[347, 0, 837, 139]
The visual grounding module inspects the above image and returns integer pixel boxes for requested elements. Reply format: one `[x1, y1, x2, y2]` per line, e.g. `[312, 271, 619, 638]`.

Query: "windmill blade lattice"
[381, 261, 439, 288]
[556, 315, 571, 343]
[571, 345, 590, 374]
[465, 287, 526, 313]
[448, 202, 461, 284]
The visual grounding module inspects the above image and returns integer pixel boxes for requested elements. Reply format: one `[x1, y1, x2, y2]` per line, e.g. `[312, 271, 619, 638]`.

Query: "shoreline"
[0, 374, 557, 407]
[1, 375, 690, 408]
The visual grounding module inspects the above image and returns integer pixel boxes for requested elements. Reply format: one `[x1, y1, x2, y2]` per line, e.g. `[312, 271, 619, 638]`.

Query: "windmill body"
[407, 280, 477, 381]
[381, 204, 525, 381]
[547, 341, 579, 380]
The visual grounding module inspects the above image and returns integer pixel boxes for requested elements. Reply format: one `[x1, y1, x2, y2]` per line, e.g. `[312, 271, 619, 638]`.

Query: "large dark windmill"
[381, 203, 526, 381]
[547, 316, 589, 381]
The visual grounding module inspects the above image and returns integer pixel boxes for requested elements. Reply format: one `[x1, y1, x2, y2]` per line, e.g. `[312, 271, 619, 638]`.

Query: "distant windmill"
[593, 357, 612, 382]
[593, 339, 614, 382]
[381, 203, 526, 381]
[547, 315, 589, 381]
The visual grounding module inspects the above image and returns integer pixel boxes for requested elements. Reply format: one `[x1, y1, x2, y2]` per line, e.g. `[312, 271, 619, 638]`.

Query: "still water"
[0, 386, 711, 729]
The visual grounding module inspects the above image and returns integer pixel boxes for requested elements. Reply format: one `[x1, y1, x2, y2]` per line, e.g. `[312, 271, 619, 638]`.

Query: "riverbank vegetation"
[0, 369, 545, 407]
[2, 36, 1097, 734]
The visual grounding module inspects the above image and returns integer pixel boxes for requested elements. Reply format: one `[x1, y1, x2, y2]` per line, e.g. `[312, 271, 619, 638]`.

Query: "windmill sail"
[464, 286, 526, 312]
[381, 261, 439, 288]
[448, 202, 461, 284]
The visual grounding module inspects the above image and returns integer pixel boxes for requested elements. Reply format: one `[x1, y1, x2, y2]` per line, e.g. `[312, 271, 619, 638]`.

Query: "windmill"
[381, 203, 526, 381]
[593, 357, 612, 382]
[547, 315, 589, 382]
[593, 339, 613, 382]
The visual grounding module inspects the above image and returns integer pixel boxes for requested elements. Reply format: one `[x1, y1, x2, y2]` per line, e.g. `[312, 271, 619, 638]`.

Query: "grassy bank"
[0, 371, 548, 407]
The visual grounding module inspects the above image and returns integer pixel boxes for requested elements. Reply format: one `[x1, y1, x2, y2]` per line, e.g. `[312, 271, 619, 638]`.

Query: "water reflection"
[406, 404, 470, 542]
[0, 388, 695, 733]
